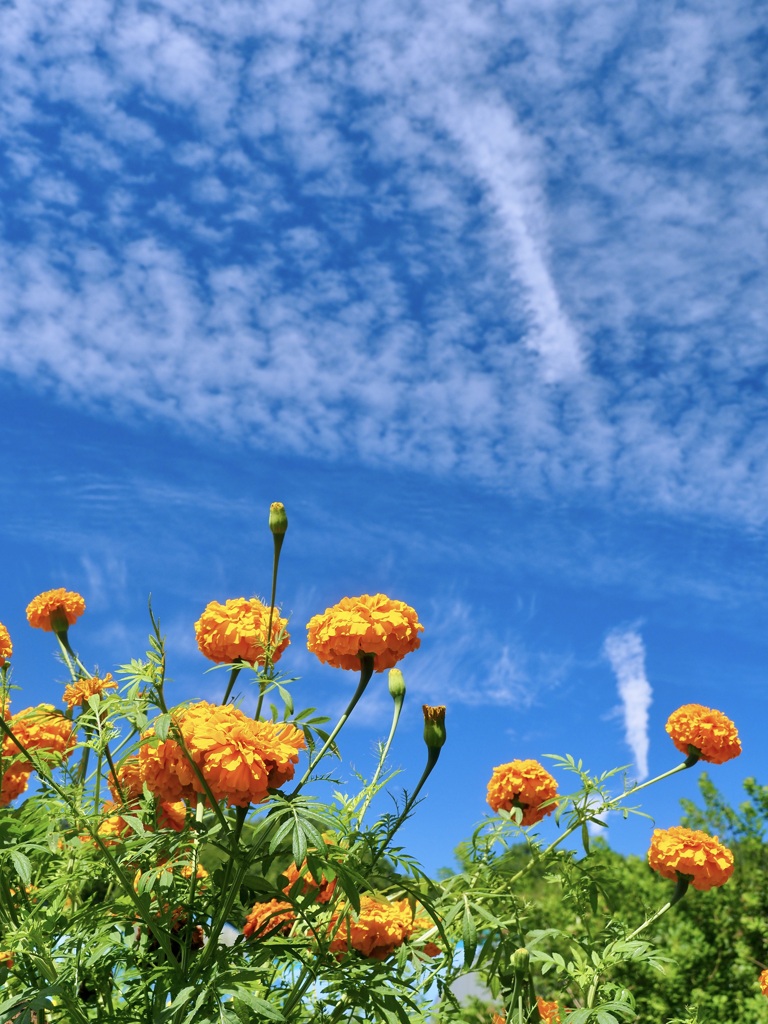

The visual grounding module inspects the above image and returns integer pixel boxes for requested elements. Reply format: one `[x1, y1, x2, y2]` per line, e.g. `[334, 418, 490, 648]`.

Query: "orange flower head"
[108, 756, 144, 803]
[306, 594, 424, 672]
[243, 899, 295, 939]
[648, 826, 734, 891]
[63, 673, 118, 709]
[194, 597, 290, 667]
[759, 969, 768, 997]
[328, 896, 417, 960]
[0, 764, 32, 806]
[486, 759, 559, 826]
[283, 861, 337, 904]
[0, 950, 13, 969]
[139, 701, 305, 807]
[665, 704, 741, 764]
[158, 799, 187, 832]
[0, 623, 12, 666]
[26, 589, 85, 632]
[4, 705, 76, 766]
[537, 997, 561, 1024]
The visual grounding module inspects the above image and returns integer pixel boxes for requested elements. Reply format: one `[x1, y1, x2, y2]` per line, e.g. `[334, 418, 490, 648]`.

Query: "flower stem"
[357, 693, 404, 825]
[615, 760, 693, 802]
[291, 654, 375, 796]
[626, 875, 689, 940]
[222, 664, 243, 704]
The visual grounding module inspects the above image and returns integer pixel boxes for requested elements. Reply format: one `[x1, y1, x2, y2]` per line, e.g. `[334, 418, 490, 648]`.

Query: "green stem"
[626, 875, 689, 941]
[291, 654, 375, 796]
[222, 665, 243, 705]
[373, 746, 441, 861]
[615, 760, 693, 802]
[357, 695, 404, 824]
[266, 532, 285, 664]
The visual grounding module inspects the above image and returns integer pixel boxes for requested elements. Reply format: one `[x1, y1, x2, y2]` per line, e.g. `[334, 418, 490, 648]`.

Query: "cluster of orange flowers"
[486, 759, 559, 826]
[306, 594, 423, 671]
[25, 588, 86, 632]
[139, 701, 305, 807]
[283, 860, 337, 904]
[492, 1000, 560, 1024]
[1, 704, 75, 806]
[63, 673, 117, 709]
[0, 623, 11, 666]
[194, 598, 290, 666]
[647, 826, 734, 891]
[665, 703, 741, 764]
[328, 896, 421, 960]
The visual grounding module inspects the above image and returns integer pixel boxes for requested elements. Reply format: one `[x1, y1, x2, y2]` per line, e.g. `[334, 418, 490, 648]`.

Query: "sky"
[1, 0, 767, 875]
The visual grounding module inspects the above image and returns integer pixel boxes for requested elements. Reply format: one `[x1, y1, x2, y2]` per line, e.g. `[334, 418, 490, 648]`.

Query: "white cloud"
[602, 627, 652, 780]
[0, 0, 766, 523]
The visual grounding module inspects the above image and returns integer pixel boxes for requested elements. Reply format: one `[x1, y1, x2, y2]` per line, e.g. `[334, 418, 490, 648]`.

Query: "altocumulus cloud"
[0, 0, 767, 521]
[603, 628, 652, 781]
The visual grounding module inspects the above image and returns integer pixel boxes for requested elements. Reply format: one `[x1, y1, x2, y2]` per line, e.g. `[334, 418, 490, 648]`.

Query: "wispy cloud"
[0, 0, 766, 521]
[602, 627, 652, 780]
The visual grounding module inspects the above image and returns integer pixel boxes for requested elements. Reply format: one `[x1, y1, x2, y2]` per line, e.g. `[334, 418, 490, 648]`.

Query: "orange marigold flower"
[139, 701, 305, 807]
[0, 764, 32, 806]
[194, 598, 290, 666]
[283, 861, 337, 904]
[306, 594, 423, 672]
[63, 673, 118, 709]
[665, 704, 741, 764]
[0, 623, 12, 666]
[486, 759, 559, 826]
[243, 898, 295, 939]
[4, 705, 75, 765]
[648, 826, 734, 891]
[158, 799, 187, 832]
[26, 588, 85, 632]
[0, 950, 13, 969]
[759, 969, 768, 997]
[537, 997, 561, 1024]
[328, 896, 417, 960]
[108, 756, 144, 802]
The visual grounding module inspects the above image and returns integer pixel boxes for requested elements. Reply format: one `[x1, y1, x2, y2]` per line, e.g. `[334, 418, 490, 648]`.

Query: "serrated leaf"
[461, 898, 477, 969]
[10, 849, 32, 886]
[155, 713, 171, 741]
[230, 988, 284, 1020]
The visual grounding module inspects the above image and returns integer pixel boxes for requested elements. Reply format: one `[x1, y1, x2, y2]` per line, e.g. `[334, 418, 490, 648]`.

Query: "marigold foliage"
[194, 597, 290, 666]
[139, 701, 305, 807]
[486, 758, 559, 826]
[63, 672, 118, 709]
[0, 622, 11, 665]
[665, 704, 741, 764]
[306, 594, 423, 671]
[25, 588, 86, 631]
[243, 899, 295, 939]
[328, 896, 418, 960]
[647, 826, 734, 891]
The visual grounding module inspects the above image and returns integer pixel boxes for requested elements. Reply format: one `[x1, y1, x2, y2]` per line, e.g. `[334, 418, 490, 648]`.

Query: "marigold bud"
[422, 705, 446, 751]
[388, 669, 406, 701]
[269, 502, 288, 536]
[510, 947, 529, 972]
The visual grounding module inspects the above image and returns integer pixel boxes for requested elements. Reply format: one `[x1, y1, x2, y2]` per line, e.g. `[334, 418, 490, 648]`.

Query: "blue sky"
[1, 0, 767, 873]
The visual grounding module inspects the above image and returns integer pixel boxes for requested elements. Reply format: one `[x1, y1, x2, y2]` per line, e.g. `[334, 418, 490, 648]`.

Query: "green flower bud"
[269, 502, 288, 536]
[422, 705, 446, 751]
[388, 669, 406, 701]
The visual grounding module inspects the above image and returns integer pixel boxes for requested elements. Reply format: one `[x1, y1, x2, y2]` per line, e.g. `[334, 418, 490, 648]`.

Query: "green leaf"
[155, 713, 171, 741]
[461, 897, 477, 969]
[230, 988, 285, 1020]
[10, 849, 32, 886]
